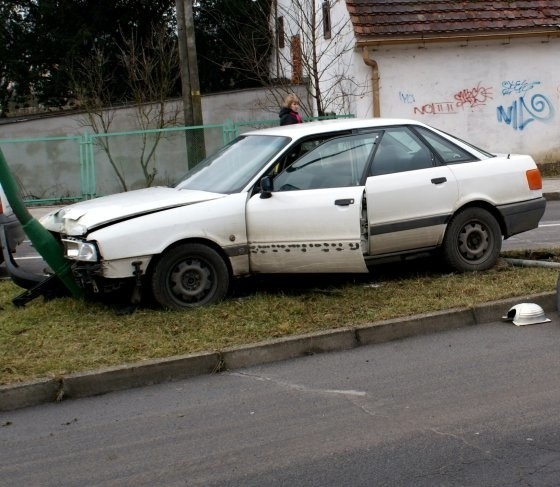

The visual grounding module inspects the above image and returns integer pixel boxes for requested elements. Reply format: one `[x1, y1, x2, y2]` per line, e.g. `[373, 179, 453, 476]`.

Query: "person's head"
[283, 93, 299, 112]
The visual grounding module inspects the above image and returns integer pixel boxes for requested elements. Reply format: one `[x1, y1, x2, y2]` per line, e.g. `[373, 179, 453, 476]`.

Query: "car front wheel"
[442, 207, 501, 272]
[151, 243, 230, 309]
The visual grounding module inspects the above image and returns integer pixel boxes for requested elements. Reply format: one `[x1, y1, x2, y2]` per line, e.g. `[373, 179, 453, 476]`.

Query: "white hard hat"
[502, 303, 551, 326]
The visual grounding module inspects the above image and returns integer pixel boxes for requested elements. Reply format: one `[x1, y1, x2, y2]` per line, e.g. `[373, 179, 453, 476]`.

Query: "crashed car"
[39, 118, 546, 309]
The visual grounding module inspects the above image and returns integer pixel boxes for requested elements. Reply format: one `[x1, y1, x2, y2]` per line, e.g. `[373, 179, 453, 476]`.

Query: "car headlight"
[61, 238, 99, 261]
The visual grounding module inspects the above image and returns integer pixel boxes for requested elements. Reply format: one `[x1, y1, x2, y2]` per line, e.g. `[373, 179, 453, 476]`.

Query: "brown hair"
[283, 93, 299, 108]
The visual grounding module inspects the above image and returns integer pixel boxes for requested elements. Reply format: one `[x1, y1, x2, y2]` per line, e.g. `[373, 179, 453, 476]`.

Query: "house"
[273, 0, 560, 160]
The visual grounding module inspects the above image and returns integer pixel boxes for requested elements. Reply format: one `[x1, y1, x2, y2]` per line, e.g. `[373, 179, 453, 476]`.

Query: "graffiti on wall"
[399, 91, 415, 104]
[403, 78, 556, 133]
[497, 80, 554, 131]
[413, 102, 457, 115]
[454, 83, 493, 108]
[411, 83, 492, 115]
[502, 80, 540, 95]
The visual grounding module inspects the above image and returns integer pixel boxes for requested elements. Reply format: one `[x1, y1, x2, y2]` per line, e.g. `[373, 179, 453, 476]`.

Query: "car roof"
[242, 118, 431, 138]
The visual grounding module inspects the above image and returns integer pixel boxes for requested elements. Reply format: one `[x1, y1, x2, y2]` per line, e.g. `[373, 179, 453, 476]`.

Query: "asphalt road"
[2, 315, 560, 486]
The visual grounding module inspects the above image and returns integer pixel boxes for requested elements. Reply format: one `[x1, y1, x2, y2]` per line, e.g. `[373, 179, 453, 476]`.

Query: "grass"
[538, 161, 560, 177]
[1, 252, 559, 386]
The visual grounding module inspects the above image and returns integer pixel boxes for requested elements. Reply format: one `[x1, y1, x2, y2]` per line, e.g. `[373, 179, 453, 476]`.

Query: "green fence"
[0, 115, 354, 205]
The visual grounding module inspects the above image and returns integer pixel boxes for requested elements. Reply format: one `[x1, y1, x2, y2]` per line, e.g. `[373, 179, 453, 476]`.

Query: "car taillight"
[526, 168, 542, 190]
[0, 200, 3, 215]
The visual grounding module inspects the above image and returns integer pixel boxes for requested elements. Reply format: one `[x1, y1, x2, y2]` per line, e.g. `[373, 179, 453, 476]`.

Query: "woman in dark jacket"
[279, 94, 303, 125]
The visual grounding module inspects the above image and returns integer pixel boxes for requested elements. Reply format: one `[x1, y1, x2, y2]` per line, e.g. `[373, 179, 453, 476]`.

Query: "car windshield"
[175, 135, 290, 193]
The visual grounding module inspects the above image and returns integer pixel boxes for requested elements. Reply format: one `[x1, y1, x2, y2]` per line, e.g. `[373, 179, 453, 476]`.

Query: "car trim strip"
[224, 245, 249, 257]
[369, 214, 449, 236]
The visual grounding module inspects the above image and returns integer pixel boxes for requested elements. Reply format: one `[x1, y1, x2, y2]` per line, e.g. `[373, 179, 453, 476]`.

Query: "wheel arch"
[145, 237, 233, 279]
[449, 200, 506, 237]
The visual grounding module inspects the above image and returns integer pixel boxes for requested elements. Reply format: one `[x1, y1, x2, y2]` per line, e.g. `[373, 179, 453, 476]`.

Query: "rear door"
[365, 127, 459, 255]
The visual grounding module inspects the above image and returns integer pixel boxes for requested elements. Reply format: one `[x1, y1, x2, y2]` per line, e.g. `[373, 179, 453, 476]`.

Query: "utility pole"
[175, 0, 205, 168]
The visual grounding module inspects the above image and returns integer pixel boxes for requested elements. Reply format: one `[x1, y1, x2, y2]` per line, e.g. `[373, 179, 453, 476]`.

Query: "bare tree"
[203, 0, 364, 118]
[72, 25, 181, 191]
[119, 28, 182, 187]
[273, 0, 363, 116]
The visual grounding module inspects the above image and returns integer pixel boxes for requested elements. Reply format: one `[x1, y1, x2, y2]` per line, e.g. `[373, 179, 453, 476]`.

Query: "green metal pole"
[0, 147, 83, 298]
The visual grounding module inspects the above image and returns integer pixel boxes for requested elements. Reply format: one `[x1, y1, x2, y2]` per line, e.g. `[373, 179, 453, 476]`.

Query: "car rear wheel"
[151, 243, 230, 309]
[442, 207, 501, 272]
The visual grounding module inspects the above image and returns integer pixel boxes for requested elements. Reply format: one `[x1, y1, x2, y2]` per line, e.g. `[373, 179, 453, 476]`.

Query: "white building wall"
[361, 38, 560, 160]
[274, 0, 364, 116]
[298, 3, 560, 160]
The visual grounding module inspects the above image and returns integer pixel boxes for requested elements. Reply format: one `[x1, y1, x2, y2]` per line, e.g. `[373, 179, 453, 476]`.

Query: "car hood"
[40, 186, 225, 236]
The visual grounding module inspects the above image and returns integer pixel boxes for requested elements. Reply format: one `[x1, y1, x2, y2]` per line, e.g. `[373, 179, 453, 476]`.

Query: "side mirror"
[260, 176, 273, 199]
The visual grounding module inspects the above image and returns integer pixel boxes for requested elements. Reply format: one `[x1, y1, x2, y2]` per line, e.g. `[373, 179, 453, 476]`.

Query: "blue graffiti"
[501, 80, 540, 96]
[496, 93, 554, 131]
[399, 91, 415, 104]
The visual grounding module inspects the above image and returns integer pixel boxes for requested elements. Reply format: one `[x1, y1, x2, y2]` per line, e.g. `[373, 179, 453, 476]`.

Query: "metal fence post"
[80, 131, 96, 199]
[222, 119, 238, 144]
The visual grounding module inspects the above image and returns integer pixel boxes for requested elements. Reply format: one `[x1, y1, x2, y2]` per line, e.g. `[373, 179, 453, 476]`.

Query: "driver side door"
[246, 132, 379, 273]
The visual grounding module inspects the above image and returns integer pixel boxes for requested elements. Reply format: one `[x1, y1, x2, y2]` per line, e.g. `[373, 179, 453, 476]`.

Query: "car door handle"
[335, 198, 354, 206]
[431, 177, 447, 185]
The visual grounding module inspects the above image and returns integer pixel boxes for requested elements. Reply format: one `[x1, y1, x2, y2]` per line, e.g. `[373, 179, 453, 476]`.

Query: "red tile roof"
[346, 0, 560, 43]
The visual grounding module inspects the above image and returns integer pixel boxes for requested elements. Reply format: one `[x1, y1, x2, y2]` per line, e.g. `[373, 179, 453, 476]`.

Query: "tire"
[442, 207, 502, 272]
[151, 243, 230, 309]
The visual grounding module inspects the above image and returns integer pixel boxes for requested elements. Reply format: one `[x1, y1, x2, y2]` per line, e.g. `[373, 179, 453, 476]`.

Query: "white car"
[39, 118, 545, 309]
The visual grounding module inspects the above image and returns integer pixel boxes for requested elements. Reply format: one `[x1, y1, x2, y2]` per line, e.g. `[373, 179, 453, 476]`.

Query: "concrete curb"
[1, 291, 556, 412]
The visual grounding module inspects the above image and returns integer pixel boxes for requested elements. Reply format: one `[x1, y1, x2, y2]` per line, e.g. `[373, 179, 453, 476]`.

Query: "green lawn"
[1, 253, 558, 386]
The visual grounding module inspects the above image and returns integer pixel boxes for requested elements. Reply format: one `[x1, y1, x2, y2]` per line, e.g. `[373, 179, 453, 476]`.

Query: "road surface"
[2, 315, 560, 486]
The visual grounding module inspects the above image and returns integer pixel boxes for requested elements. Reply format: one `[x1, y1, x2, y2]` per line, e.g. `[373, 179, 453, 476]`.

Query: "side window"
[370, 127, 433, 176]
[274, 133, 378, 191]
[270, 137, 332, 176]
[415, 126, 477, 164]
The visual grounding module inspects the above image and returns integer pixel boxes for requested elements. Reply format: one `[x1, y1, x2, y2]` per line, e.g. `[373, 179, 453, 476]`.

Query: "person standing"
[279, 94, 303, 125]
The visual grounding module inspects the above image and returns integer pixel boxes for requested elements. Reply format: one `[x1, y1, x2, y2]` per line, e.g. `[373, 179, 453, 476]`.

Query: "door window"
[370, 127, 433, 176]
[274, 133, 378, 191]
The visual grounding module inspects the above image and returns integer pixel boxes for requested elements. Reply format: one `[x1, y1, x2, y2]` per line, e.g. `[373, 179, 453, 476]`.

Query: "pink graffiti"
[454, 83, 493, 108]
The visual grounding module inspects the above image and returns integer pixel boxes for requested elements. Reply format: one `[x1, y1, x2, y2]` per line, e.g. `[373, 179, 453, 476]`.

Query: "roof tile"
[345, 1, 560, 40]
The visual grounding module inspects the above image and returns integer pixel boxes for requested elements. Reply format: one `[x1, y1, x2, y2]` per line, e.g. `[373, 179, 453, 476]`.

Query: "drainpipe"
[0, 147, 83, 299]
[362, 46, 380, 117]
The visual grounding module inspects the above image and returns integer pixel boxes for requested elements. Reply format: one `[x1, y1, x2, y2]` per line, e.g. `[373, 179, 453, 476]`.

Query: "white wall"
[0, 86, 289, 140]
[0, 86, 306, 198]
[274, 0, 363, 116]
[349, 36, 560, 161]
[277, 2, 560, 160]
